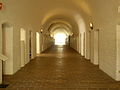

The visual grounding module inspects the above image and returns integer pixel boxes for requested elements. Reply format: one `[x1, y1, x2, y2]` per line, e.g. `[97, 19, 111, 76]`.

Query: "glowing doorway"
[54, 33, 67, 45]
[36, 32, 40, 54]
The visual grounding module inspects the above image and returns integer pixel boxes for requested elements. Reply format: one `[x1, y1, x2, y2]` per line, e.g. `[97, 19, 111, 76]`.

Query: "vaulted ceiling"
[1, 0, 120, 36]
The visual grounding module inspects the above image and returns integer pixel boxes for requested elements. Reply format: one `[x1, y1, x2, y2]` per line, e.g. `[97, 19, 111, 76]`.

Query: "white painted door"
[90, 29, 99, 65]
[93, 29, 99, 65]
[20, 28, 26, 67]
[2, 24, 13, 74]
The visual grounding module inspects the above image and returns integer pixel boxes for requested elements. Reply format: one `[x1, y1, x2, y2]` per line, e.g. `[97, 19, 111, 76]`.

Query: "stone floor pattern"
[1, 45, 120, 90]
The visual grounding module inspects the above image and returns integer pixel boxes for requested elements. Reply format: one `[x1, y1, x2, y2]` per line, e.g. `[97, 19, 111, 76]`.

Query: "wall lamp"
[90, 22, 93, 30]
[0, 3, 3, 10]
[40, 29, 43, 33]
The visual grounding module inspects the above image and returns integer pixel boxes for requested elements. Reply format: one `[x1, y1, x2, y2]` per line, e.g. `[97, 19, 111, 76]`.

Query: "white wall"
[90, 30, 94, 63]
[0, 24, 2, 84]
[116, 25, 120, 80]
[78, 34, 81, 54]
[13, 26, 21, 73]
[25, 30, 30, 64]
[0, 60, 1, 84]
[0, 0, 53, 83]
[70, 35, 78, 51]
[31, 32, 34, 59]
[89, 0, 119, 80]
[33, 32, 37, 58]
[72, 0, 120, 80]
[40, 34, 53, 52]
[70, 32, 86, 57]
[85, 31, 90, 59]
[93, 30, 99, 65]
[0, 24, 38, 76]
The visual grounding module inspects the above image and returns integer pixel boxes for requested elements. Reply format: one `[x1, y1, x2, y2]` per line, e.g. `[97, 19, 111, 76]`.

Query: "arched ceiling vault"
[48, 22, 73, 36]
[41, 15, 79, 36]
[40, 7, 87, 37]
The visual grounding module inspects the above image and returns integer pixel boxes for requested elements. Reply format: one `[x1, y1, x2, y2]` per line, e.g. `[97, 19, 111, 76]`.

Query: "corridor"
[3, 45, 120, 90]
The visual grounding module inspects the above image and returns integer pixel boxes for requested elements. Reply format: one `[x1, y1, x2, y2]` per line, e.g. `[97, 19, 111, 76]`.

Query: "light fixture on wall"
[40, 29, 43, 33]
[0, 3, 3, 10]
[90, 22, 93, 30]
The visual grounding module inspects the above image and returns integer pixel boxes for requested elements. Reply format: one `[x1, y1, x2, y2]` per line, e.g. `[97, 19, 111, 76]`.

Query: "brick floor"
[2, 45, 120, 90]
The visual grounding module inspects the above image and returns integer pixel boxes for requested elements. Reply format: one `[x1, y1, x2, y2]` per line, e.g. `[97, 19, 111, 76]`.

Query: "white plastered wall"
[85, 31, 90, 59]
[31, 31, 36, 59]
[0, 24, 2, 84]
[78, 33, 81, 54]
[25, 30, 30, 64]
[40, 33, 51, 53]
[72, 0, 120, 80]
[13, 26, 21, 73]
[70, 35, 78, 51]
[0, 0, 53, 83]
[116, 25, 120, 80]
[90, 0, 119, 80]
[0, 23, 38, 76]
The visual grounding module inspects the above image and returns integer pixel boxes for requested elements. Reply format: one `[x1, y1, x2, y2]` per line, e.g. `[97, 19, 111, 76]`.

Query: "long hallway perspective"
[1, 0, 120, 89]
[3, 45, 120, 90]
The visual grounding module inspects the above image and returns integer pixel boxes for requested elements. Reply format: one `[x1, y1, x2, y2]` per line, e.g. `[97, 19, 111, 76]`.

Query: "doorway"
[29, 31, 34, 59]
[20, 28, 26, 67]
[89, 29, 99, 65]
[2, 23, 14, 74]
[29, 31, 32, 59]
[36, 32, 40, 55]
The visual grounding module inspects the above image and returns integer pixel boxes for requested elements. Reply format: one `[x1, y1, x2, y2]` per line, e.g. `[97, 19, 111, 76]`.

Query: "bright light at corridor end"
[54, 33, 67, 45]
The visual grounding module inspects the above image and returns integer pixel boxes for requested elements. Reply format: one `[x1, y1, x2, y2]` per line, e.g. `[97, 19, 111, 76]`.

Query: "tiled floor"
[1, 45, 120, 90]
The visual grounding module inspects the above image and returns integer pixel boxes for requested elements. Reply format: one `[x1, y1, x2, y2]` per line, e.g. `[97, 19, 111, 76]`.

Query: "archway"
[53, 29, 69, 45]
[40, 9, 87, 58]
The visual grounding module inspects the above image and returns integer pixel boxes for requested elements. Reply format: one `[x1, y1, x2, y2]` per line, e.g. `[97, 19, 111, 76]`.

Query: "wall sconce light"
[0, 3, 3, 10]
[40, 29, 43, 33]
[90, 22, 93, 30]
